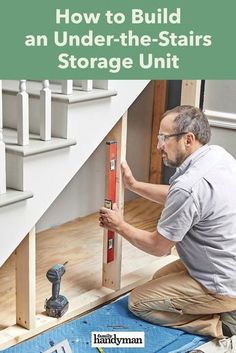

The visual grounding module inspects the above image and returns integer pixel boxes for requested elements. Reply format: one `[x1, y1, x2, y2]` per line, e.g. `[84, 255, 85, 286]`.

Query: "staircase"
[0, 79, 149, 267]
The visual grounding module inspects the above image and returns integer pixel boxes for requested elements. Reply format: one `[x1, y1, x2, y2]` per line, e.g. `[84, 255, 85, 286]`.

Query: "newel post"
[17, 80, 29, 146]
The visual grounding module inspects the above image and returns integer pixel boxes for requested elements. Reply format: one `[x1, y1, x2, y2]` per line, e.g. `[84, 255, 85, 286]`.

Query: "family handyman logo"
[91, 331, 145, 348]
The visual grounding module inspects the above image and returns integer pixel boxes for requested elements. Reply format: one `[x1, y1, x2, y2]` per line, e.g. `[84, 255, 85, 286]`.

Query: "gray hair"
[164, 105, 211, 144]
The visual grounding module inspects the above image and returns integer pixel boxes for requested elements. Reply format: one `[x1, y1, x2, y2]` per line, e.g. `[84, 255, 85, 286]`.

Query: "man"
[99, 106, 236, 348]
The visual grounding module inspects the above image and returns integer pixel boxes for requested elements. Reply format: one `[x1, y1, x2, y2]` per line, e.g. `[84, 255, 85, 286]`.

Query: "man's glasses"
[157, 132, 188, 146]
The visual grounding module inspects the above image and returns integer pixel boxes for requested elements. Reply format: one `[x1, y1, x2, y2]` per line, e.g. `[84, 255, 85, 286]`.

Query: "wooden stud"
[15, 227, 36, 329]
[181, 80, 202, 107]
[102, 112, 127, 291]
[149, 81, 168, 184]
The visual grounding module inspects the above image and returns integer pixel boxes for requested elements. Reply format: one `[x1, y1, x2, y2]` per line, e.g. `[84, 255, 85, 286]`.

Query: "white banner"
[91, 331, 145, 348]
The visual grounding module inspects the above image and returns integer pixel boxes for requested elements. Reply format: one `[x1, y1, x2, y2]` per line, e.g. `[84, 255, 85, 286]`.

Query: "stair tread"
[2, 80, 117, 103]
[0, 188, 33, 208]
[3, 128, 77, 156]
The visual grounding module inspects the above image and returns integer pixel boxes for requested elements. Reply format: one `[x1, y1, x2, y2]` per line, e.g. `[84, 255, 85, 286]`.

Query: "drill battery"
[45, 295, 69, 318]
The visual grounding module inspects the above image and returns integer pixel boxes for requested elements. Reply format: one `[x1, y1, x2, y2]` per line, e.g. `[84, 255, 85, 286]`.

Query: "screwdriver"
[97, 348, 105, 353]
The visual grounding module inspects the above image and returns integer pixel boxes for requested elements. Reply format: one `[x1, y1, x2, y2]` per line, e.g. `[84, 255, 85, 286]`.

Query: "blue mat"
[2, 296, 210, 353]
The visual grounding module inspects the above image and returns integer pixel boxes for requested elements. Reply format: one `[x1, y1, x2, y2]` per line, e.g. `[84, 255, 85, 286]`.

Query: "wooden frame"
[0, 253, 176, 350]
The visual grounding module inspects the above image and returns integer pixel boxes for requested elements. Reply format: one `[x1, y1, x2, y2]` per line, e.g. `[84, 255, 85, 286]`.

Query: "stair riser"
[2, 94, 68, 138]
[6, 154, 24, 191]
[6, 144, 73, 191]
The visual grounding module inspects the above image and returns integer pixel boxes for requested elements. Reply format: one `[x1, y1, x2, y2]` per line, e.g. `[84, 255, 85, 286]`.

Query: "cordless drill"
[45, 262, 69, 318]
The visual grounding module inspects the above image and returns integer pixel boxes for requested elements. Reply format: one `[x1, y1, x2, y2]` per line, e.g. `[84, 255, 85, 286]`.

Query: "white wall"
[204, 81, 236, 113]
[126, 81, 154, 200]
[204, 80, 236, 158]
[37, 82, 154, 231]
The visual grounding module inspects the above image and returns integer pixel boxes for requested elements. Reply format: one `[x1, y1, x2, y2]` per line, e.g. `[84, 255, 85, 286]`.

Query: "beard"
[162, 150, 186, 168]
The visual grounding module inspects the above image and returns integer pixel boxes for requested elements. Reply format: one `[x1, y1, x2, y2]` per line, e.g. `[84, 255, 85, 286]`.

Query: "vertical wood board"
[181, 80, 202, 107]
[102, 112, 127, 291]
[15, 228, 36, 329]
[149, 81, 168, 184]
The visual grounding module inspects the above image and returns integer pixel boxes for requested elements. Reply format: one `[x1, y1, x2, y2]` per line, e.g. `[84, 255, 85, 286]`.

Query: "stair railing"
[14, 79, 109, 147]
[0, 79, 6, 194]
[17, 80, 53, 144]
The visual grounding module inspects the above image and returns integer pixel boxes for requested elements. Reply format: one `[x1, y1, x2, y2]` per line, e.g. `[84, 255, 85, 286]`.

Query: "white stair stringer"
[0, 80, 149, 267]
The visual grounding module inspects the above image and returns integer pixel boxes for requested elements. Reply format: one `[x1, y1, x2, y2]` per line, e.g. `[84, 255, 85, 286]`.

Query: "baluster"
[0, 80, 6, 194]
[81, 80, 93, 91]
[40, 80, 51, 141]
[17, 80, 29, 146]
[62, 80, 73, 95]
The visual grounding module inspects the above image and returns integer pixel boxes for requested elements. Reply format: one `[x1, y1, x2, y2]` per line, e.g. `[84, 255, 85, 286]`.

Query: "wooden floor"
[0, 197, 163, 331]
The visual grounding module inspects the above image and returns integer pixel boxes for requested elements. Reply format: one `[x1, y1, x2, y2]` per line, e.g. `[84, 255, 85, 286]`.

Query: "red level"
[106, 141, 117, 263]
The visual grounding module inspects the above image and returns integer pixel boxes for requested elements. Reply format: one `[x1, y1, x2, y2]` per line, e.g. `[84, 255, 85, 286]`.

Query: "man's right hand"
[121, 161, 169, 204]
[121, 161, 137, 191]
